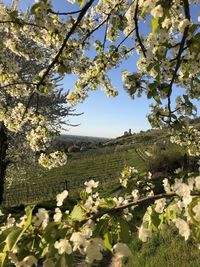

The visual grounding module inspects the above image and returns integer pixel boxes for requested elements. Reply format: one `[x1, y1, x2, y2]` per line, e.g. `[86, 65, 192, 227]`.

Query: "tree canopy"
[0, 0, 200, 266]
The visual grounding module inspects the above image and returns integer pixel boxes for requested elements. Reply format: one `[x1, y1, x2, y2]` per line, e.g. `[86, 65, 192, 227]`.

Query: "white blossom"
[53, 208, 62, 222]
[84, 238, 104, 264]
[113, 243, 132, 258]
[67, 0, 76, 3]
[56, 190, 68, 207]
[195, 176, 200, 190]
[21, 255, 37, 267]
[54, 239, 72, 255]
[174, 218, 190, 240]
[70, 232, 87, 251]
[131, 189, 139, 200]
[178, 19, 190, 32]
[138, 225, 152, 242]
[39, 151, 67, 169]
[35, 208, 49, 229]
[151, 5, 164, 18]
[155, 198, 166, 213]
[119, 166, 138, 187]
[162, 17, 171, 29]
[84, 180, 99, 193]
[175, 182, 191, 205]
[163, 178, 171, 193]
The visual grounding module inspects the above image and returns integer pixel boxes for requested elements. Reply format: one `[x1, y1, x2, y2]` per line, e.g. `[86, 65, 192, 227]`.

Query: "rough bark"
[0, 122, 8, 204]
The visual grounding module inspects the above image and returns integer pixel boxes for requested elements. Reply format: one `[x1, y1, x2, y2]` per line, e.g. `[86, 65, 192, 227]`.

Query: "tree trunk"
[0, 122, 8, 204]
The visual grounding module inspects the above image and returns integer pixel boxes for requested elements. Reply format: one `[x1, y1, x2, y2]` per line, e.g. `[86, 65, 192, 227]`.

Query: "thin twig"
[0, 82, 37, 89]
[103, 19, 109, 52]
[0, 20, 48, 31]
[82, 16, 109, 46]
[47, 9, 82, 16]
[116, 27, 135, 50]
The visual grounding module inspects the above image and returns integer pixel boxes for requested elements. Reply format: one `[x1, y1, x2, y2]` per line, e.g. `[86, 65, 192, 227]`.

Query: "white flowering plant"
[0, 170, 200, 266]
[1, 0, 200, 266]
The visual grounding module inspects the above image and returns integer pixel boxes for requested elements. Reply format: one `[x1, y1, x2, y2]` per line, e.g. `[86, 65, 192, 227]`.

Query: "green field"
[3, 144, 146, 207]
[2, 129, 188, 207]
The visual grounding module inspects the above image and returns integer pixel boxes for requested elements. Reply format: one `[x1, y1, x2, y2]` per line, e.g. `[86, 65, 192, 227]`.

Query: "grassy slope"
[2, 128, 200, 266]
[129, 228, 200, 267]
[4, 144, 146, 207]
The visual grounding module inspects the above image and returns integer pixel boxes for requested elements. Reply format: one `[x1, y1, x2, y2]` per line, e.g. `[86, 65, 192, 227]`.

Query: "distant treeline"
[57, 134, 110, 143]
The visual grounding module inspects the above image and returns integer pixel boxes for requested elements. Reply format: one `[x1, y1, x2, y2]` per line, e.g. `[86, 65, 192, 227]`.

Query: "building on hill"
[123, 129, 132, 136]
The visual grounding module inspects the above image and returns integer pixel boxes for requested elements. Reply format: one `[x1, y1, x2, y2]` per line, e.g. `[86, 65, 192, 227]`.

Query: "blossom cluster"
[119, 166, 138, 187]
[170, 126, 200, 157]
[1, 0, 200, 266]
[0, 166, 199, 266]
[38, 151, 67, 169]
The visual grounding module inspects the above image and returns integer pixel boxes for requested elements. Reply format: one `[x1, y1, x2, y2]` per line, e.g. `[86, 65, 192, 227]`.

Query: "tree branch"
[21, 0, 95, 119]
[103, 19, 109, 52]
[91, 191, 200, 220]
[47, 9, 82, 16]
[134, 0, 146, 58]
[82, 16, 109, 46]
[0, 20, 48, 31]
[167, 0, 190, 119]
[37, 0, 95, 90]
[0, 82, 37, 89]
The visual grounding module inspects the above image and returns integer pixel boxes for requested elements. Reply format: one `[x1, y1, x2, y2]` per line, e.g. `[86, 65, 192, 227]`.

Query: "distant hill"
[56, 134, 110, 143]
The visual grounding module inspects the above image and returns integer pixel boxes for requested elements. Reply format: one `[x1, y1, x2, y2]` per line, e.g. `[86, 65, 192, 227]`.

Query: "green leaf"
[1, 243, 8, 267]
[188, 197, 200, 226]
[65, 254, 73, 267]
[8, 10, 18, 20]
[129, 85, 137, 96]
[151, 209, 163, 230]
[6, 227, 22, 251]
[183, 94, 193, 108]
[189, 24, 199, 34]
[30, 3, 41, 14]
[80, 190, 88, 201]
[42, 222, 58, 243]
[147, 90, 156, 99]
[78, 0, 84, 7]
[55, 255, 65, 267]
[0, 228, 13, 245]
[40, 84, 51, 94]
[70, 205, 86, 222]
[98, 198, 116, 209]
[93, 218, 109, 237]
[119, 219, 132, 243]
[152, 17, 159, 36]
[2, 205, 34, 265]
[24, 206, 34, 230]
[103, 232, 112, 251]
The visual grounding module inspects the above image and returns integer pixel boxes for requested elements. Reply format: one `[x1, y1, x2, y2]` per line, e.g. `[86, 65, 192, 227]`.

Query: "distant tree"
[0, 1, 78, 203]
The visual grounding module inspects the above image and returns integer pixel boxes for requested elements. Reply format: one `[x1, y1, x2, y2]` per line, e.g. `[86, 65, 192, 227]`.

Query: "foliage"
[0, 169, 200, 266]
[147, 143, 185, 174]
[0, 0, 200, 266]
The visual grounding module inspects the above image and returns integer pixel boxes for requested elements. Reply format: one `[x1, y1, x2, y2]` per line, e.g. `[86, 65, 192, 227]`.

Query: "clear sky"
[3, 1, 200, 138]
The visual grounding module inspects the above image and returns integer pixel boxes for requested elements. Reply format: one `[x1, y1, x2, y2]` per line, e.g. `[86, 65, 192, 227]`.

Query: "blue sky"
[3, 1, 200, 138]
